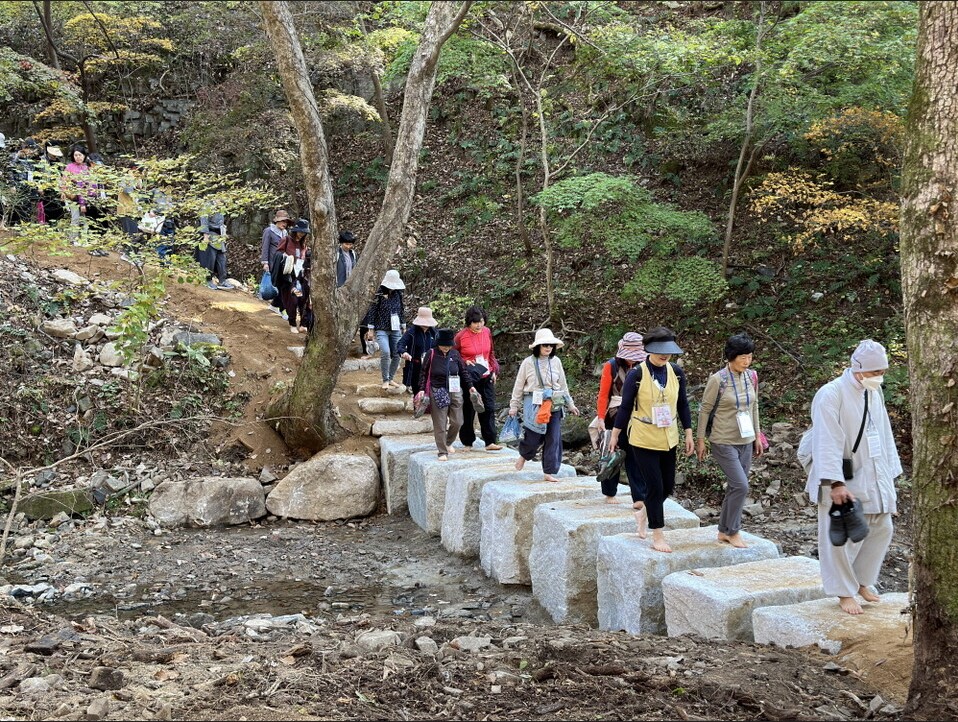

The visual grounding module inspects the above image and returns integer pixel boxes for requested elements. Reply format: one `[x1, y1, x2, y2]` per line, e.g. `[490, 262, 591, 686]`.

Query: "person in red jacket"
[454, 306, 503, 451]
[591, 332, 647, 503]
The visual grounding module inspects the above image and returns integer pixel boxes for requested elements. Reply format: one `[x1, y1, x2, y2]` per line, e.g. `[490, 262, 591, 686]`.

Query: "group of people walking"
[385, 299, 901, 617]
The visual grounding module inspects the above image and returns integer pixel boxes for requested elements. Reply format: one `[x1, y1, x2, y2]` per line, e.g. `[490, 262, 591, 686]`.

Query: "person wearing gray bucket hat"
[608, 326, 694, 552]
[803, 338, 901, 615]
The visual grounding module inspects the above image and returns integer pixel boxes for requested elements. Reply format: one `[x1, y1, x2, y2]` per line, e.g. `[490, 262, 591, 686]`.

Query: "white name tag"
[736, 412, 756, 439]
[390, 313, 400, 331]
[867, 426, 881, 458]
[532, 389, 544, 405]
[652, 404, 673, 428]
[449, 375, 461, 393]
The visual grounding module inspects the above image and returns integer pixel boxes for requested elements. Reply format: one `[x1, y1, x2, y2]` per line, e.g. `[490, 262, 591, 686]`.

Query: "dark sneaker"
[828, 503, 848, 547]
[842, 499, 870, 543]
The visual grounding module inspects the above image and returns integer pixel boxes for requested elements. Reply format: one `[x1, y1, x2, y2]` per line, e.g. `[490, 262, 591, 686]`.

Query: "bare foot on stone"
[515, 457, 526, 471]
[718, 532, 748, 548]
[604, 496, 622, 505]
[633, 505, 647, 539]
[859, 586, 881, 603]
[543, 474, 560, 482]
[650, 529, 671, 553]
[839, 596, 863, 614]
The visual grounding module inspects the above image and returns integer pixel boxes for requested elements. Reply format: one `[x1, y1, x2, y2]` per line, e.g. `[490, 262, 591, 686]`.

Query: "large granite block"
[752, 593, 911, 654]
[441, 462, 576, 557]
[663, 556, 825, 642]
[371, 417, 434, 437]
[531, 499, 699, 625]
[408, 449, 519, 535]
[379, 435, 436, 515]
[597, 526, 780, 635]
[479, 477, 602, 585]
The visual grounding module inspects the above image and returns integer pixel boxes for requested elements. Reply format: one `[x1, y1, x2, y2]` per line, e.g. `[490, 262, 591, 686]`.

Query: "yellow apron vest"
[628, 362, 680, 450]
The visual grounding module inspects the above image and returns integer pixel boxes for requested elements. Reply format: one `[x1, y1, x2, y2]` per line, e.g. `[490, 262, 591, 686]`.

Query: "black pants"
[632, 445, 677, 529]
[459, 374, 497, 446]
[197, 246, 227, 283]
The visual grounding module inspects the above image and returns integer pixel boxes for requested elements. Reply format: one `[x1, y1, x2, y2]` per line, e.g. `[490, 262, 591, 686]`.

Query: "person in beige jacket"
[508, 328, 580, 481]
[696, 333, 763, 548]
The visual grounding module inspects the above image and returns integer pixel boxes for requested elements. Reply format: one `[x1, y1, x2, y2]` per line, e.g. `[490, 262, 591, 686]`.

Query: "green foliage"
[425, 292, 473, 329]
[108, 275, 167, 365]
[533, 173, 726, 305]
[386, 34, 509, 98]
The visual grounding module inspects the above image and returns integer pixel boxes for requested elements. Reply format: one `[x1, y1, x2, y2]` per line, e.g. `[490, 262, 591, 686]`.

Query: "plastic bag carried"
[259, 271, 279, 301]
[500, 415, 522, 445]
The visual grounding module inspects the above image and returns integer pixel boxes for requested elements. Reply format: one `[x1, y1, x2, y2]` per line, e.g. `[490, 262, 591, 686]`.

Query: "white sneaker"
[290, 327, 299, 334]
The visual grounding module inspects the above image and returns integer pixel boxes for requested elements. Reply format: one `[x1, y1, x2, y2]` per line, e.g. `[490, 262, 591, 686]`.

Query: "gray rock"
[87, 313, 112, 326]
[266, 452, 378, 521]
[355, 629, 401, 652]
[694, 506, 718, 520]
[89, 666, 125, 691]
[18, 677, 52, 695]
[41, 318, 78, 338]
[86, 697, 111, 720]
[743, 503, 765, 517]
[172, 331, 221, 348]
[415, 636, 439, 655]
[18, 489, 94, 520]
[99, 342, 125, 367]
[53, 269, 86, 286]
[259, 466, 278, 484]
[74, 325, 103, 342]
[149, 477, 266, 528]
[452, 635, 493, 653]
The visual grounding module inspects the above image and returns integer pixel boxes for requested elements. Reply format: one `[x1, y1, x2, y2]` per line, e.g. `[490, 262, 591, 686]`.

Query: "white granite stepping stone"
[531, 498, 699, 625]
[441, 462, 576, 557]
[358, 397, 411, 414]
[479, 477, 602, 585]
[752, 592, 911, 654]
[597, 525, 780, 635]
[341, 358, 381, 373]
[663, 555, 825, 642]
[379, 435, 437, 515]
[408, 449, 519, 535]
[371, 417, 434, 437]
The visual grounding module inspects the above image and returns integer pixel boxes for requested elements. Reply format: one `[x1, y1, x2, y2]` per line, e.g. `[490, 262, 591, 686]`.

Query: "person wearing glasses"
[608, 326, 694, 552]
[508, 328, 580, 482]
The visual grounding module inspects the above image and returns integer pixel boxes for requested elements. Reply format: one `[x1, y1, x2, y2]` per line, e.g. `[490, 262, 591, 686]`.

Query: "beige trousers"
[817, 499, 894, 597]
[429, 392, 463, 454]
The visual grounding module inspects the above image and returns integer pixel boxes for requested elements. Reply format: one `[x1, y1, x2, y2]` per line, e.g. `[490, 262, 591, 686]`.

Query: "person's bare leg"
[839, 596, 863, 614]
[650, 528, 672, 553]
[632, 503, 647, 539]
[859, 585, 881, 603]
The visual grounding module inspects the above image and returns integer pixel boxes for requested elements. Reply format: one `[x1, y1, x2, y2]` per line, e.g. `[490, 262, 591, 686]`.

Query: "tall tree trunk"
[721, 1, 766, 278]
[42, 0, 59, 69]
[259, 0, 471, 454]
[901, 4, 958, 719]
[511, 66, 533, 258]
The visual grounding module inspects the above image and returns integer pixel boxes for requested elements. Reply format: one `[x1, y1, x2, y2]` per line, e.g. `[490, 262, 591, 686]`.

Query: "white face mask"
[860, 376, 884, 391]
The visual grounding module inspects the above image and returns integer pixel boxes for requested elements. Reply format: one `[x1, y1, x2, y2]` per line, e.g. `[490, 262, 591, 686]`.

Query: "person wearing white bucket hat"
[609, 326, 694, 552]
[803, 338, 902, 615]
[362, 269, 407, 389]
[508, 328, 580, 482]
[398, 306, 437, 394]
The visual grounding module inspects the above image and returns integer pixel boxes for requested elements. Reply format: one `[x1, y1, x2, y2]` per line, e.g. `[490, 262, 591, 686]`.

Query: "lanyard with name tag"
[736, 411, 755, 439]
[866, 424, 881, 458]
[652, 403, 673, 428]
[449, 375, 461, 393]
[390, 313, 400, 331]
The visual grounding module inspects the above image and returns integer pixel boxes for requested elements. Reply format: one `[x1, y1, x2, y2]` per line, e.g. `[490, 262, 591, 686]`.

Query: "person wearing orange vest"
[608, 326, 694, 553]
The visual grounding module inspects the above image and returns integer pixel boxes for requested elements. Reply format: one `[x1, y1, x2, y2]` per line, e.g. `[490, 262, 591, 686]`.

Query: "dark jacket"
[398, 326, 437, 391]
[362, 287, 405, 331]
[336, 247, 357, 287]
[419, 347, 472, 393]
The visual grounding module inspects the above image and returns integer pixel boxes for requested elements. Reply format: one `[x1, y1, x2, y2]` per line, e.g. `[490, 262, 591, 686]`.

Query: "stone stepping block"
[371, 417, 434, 437]
[341, 358, 381, 373]
[597, 525, 780, 635]
[408, 449, 519, 535]
[379, 434, 437, 515]
[358, 383, 409, 397]
[531, 499, 700, 625]
[358, 397, 411, 415]
[752, 592, 910, 654]
[479, 477, 602, 586]
[663, 555, 825, 642]
[441, 462, 576, 558]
